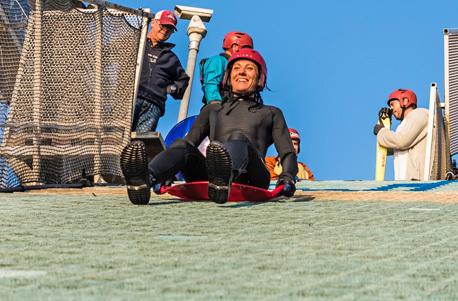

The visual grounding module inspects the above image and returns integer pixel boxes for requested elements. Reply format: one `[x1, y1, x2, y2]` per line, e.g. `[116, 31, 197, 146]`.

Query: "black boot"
[206, 141, 233, 204]
[120, 141, 151, 205]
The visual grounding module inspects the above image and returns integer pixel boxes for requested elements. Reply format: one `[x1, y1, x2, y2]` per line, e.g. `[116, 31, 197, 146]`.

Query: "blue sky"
[121, 0, 457, 180]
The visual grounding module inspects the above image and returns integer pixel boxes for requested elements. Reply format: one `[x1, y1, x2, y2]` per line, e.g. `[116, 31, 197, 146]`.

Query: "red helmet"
[289, 128, 301, 154]
[222, 48, 267, 91]
[222, 31, 254, 50]
[289, 128, 301, 142]
[387, 89, 417, 108]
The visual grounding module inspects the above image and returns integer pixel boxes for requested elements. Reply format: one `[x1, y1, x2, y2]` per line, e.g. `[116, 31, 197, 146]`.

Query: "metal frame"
[84, 0, 152, 18]
[93, 6, 103, 181]
[423, 81, 452, 180]
[443, 28, 458, 157]
[444, 29, 451, 123]
[423, 83, 439, 180]
[130, 8, 150, 137]
[31, 0, 43, 183]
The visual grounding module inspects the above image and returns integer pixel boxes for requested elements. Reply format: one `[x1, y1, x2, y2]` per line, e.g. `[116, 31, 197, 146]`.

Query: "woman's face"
[230, 59, 259, 94]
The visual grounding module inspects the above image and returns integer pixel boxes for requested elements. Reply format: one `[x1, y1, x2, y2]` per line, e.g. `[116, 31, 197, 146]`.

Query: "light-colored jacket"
[377, 108, 428, 180]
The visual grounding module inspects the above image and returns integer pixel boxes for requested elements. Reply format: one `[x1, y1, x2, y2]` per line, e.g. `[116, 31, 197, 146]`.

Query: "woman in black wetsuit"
[121, 49, 298, 205]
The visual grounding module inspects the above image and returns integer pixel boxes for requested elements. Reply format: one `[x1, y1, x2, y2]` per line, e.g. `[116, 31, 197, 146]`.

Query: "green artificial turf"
[0, 193, 457, 300]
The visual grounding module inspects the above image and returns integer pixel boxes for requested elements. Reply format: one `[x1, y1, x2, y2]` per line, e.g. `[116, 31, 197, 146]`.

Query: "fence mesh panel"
[0, 0, 146, 187]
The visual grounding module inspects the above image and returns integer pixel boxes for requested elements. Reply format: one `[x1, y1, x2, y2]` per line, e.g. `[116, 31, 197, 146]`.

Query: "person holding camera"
[373, 89, 428, 180]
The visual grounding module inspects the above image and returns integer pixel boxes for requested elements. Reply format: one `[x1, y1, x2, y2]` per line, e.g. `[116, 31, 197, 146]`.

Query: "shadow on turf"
[292, 196, 315, 202]
[221, 195, 315, 208]
[144, 195, 315, 207]
[148, 200, 182, 206]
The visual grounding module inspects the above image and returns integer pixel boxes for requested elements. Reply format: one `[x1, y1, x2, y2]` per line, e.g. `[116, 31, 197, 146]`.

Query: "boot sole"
[206, 141, 232, 204]
[120, 141, 151, 205]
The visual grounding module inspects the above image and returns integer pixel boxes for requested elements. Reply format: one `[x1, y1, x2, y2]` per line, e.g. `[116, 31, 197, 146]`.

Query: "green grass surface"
[1, 193, 457, 300]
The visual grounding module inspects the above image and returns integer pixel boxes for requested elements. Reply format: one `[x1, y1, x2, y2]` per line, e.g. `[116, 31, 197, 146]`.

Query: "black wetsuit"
[148, 95, 298, 189]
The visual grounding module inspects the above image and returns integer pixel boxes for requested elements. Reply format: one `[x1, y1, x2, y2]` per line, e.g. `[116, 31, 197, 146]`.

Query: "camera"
[174, 5, 213, 22]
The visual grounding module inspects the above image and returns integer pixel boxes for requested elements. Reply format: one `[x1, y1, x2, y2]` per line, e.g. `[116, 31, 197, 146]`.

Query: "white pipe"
[177, 15, 207, 122]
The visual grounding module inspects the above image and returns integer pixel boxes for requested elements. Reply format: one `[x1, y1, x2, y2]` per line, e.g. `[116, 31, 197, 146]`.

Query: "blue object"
[164, 115, 198, 181]
[164, 115, 198, 147]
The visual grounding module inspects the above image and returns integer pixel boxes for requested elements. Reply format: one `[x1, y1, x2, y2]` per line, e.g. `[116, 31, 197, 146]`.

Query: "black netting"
[0, 0, 147, 188]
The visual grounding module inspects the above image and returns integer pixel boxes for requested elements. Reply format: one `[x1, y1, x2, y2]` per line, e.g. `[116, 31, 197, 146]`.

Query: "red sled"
[159, 181, 284, 202]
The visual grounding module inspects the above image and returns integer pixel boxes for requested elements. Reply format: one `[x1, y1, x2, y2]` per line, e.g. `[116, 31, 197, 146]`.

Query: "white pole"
[93, 6, 103, 183]
[423, 83, 437, 181]
[131, 9, 150, 134]
[177, 15, 207, 122]
[31, 0, 43, 184]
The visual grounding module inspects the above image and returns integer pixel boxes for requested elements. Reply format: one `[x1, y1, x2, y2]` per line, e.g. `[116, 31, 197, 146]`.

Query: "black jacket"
[185, 97, 298, 182]
[137, 40, 190, 115]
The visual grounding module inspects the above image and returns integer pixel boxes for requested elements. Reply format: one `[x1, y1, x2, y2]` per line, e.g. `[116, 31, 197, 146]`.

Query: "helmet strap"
[400, 107, 406, 121]
[400, 104, 416, 121]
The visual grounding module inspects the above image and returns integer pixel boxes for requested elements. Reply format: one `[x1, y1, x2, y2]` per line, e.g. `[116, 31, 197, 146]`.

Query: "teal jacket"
[200, 53, 228, 104]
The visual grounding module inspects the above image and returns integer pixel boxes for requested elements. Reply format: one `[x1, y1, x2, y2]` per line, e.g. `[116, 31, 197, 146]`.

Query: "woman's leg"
[148, 139, 207, 184]
[223, 140, 270, 189]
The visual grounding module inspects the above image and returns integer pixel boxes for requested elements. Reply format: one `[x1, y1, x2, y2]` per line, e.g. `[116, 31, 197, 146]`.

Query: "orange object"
[265, 156, 315, 181]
